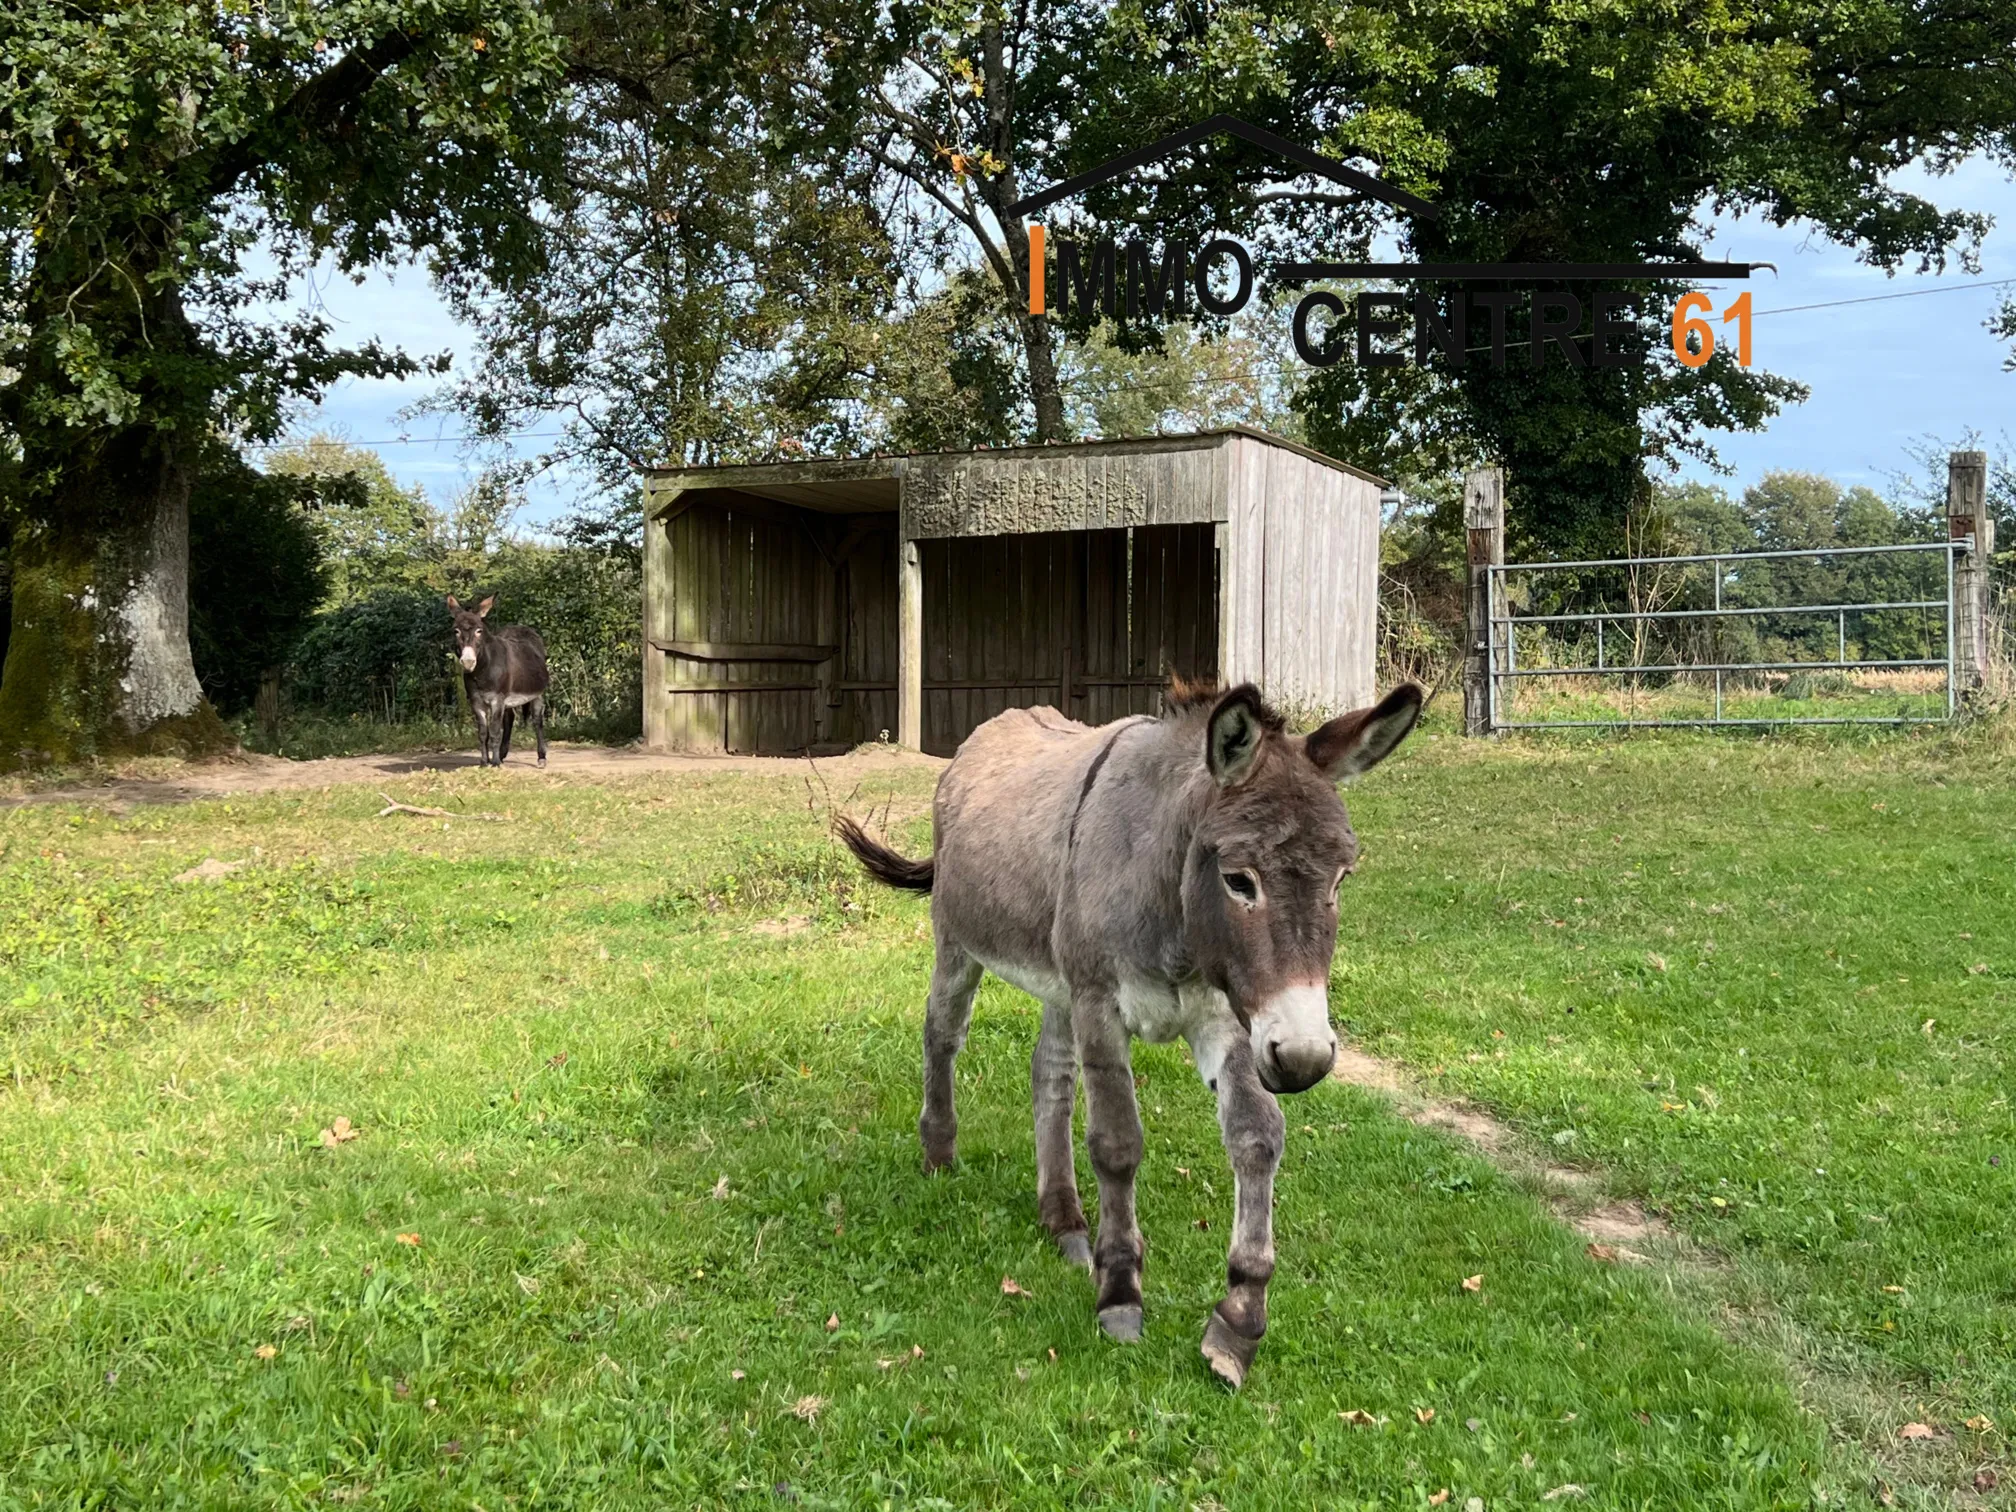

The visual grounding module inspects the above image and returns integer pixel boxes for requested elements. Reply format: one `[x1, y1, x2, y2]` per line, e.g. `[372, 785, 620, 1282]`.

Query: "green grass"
[221, 706, 638, 761]
[1, 730, 2010, 1508]
[1341, 728, 2016, 1424]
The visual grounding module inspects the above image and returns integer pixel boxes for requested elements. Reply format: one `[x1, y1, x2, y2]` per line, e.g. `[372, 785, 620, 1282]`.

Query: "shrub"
[188, 449, 330, 714]
[288, 588, 460, 722]
[282, 548, 643, 740]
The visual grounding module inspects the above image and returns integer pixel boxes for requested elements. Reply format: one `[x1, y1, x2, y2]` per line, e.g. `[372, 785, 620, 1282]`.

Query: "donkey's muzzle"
[1261, 1035, 1338, 1094]
[1251, 983, 1338, 1094]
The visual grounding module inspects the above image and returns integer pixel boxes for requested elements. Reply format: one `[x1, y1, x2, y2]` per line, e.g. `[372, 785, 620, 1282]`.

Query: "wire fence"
[1486, 539, 1970, 729]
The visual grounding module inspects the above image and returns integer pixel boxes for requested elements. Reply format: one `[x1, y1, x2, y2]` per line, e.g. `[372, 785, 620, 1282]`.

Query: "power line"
[243, 429, 566, 449]
[1753, 276, 2014, 317]
[252, 277, 2014, 449]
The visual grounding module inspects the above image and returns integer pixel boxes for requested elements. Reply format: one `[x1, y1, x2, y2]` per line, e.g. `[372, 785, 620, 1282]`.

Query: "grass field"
[1, 722, 2010, 1509]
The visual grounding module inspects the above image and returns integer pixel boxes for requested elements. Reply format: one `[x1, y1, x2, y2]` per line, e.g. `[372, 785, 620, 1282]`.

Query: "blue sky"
[277, 159, 2016, 530]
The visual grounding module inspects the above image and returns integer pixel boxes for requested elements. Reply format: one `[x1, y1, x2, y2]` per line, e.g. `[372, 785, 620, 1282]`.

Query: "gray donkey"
[837, 678, 1422, 1387]
[446, 595, 551, 767]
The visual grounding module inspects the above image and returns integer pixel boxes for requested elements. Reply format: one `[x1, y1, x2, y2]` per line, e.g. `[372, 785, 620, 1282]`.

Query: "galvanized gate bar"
[1491, 598, 1947, 626]
[1497, 656, 1948, 677]
[1489, 539, 1964, 572]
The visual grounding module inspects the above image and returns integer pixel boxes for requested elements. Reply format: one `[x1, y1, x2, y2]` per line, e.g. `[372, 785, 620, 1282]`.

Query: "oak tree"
[0, 0, 564, 766]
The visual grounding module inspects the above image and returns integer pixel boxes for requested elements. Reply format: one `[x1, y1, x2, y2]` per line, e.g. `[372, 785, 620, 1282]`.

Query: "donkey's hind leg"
[497, 707, 516, 765]
[1032, 998, 1090, 1268]
[531, 696, 547, 767]
[919, 941, 982, 1172]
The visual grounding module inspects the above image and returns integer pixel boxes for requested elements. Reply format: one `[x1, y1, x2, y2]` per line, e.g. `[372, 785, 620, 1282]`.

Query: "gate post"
[1947, 450, 1992, 698]
[1463, 467, 1505, 736]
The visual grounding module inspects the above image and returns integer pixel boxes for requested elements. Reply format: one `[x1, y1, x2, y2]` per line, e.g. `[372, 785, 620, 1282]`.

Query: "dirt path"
[0, 742, 946, 810]
[1329, 1046, 1675, 1262]
[1326, 1047, 2005, 1503]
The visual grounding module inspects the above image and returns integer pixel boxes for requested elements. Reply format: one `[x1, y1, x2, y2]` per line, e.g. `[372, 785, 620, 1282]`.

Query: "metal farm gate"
[1456, 459, 1999, 734]
[1482, 539, 1972, 730]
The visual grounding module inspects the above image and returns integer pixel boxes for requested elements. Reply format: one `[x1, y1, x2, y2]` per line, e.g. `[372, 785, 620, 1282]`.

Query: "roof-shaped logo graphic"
[1005, 114, 1440, 223]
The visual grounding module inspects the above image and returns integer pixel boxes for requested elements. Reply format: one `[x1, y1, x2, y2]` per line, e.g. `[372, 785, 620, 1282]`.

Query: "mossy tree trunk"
[0, 427, 227, 770]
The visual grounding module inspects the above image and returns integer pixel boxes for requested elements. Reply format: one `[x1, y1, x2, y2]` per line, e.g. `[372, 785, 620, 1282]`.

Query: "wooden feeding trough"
[640, 428, 1384, 756]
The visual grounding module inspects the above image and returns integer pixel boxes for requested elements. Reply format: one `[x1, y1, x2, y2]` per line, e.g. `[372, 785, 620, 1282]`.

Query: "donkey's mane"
[1163, 676, 1285, 732]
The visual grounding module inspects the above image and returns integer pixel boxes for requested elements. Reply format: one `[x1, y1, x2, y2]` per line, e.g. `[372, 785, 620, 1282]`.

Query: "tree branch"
[207, 29, 421, 197]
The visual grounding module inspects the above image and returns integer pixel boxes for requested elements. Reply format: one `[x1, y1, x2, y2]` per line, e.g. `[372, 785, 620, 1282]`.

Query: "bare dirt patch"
[0, 742, 945, 811]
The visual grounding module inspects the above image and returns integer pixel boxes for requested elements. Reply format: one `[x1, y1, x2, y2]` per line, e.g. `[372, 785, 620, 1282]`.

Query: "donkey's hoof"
[1056, 1231, 1093, 1271]
[1201, 1312, 1260, 1390]
[1098, 1305, 1143, 1343]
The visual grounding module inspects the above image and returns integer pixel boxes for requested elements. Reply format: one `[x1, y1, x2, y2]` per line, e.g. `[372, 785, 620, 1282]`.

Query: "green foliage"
[187, 447, 329, 714]
[429, 0, 906, 548]
[283, 546, 641, 739]
[871, 277, 1033, 457]
[1048, 0, 2016, 556]
[0, 0, 566, 759]
[287, 587, 459, 722]
[262, 436, 443, 605]
[1061, 302, 1307, 441]
[0, 0, 565, 496]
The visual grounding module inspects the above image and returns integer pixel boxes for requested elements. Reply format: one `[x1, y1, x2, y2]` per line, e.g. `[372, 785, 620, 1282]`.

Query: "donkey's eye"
[1221, 870, 1260, 903]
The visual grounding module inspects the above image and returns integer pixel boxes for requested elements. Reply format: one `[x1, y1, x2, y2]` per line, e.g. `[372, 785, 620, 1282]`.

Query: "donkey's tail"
[834, 815, 934, 892]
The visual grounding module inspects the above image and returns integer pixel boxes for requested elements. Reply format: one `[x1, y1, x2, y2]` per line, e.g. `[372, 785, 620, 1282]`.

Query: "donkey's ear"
[446, 594, 461, 611]
[1206, 686, 1269, 789]
[475, 595, 495, 618]
[1307, 684, 1424, 782]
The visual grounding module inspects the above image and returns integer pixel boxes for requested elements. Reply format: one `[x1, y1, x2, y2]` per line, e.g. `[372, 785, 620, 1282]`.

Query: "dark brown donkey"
[838, 679, 1422, 1388]
[446, 595, 551, 767]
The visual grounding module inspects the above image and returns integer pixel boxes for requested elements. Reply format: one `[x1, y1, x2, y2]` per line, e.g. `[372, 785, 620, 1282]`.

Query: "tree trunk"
[1005, 246, 1067, 442]
[977, 20, 1067, 444]
[0, 428, 227, 770]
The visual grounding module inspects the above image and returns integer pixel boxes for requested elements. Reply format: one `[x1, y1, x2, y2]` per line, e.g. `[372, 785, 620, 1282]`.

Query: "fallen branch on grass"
[375, 793, 508, 822]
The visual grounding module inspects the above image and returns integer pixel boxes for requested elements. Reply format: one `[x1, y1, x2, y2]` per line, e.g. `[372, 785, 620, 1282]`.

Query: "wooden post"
[1060, 533, 1080, 713]
[255, 667, 282, 743]
[897, 536, 923, 749]
[1463, 467, 1506, 736]
[812, 546, 838, 750]
[1948, 450, 1992, 698]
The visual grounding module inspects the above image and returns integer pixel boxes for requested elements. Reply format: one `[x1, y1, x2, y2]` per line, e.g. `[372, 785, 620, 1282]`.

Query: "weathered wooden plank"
[1223, 436, 1267, 688]
[652, 639, 838, 663]
[667, 681, 822, 695]
[902, 442, 1213, 540]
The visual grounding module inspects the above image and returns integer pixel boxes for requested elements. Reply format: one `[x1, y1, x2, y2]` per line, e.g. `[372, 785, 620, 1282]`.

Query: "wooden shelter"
[641, 428, 1384, 756]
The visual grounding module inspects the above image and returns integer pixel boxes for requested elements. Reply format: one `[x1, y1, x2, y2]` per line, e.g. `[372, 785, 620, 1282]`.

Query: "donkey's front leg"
[1074, 990, 1145, 1341]
[1196, 1029, 1284, 1390]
